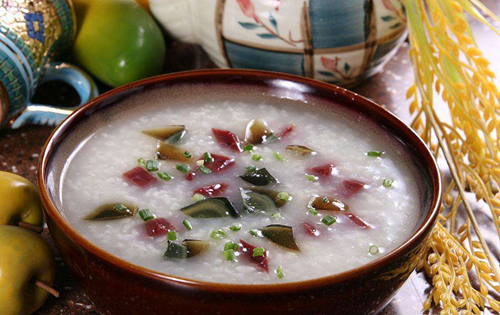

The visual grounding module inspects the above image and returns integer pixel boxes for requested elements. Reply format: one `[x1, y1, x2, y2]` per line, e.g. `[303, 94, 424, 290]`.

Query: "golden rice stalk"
[405, 0, 500, 313]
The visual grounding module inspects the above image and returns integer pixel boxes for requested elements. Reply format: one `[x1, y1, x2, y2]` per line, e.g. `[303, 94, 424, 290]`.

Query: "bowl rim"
[38, 69, 442, 294]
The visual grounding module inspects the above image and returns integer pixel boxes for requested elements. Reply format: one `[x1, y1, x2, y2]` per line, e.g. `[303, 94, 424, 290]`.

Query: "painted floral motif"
[236, 0, 302, 46]
[25, 12, 45, 44]
[318, 56, 353, 81]
[381, 0, 406, 28]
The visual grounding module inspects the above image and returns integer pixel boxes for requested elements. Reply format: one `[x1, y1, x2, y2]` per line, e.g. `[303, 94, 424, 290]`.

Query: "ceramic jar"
[150, 0, 407, 86]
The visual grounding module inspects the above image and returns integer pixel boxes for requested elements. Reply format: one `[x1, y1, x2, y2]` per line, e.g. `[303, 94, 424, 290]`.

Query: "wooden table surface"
[1, 2, 499, 314]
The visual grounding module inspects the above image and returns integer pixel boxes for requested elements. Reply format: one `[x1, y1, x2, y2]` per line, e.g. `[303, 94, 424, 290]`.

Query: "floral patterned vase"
[150, 0, 407, 86]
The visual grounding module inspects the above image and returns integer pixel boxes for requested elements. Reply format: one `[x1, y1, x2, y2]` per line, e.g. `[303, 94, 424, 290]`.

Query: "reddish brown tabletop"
[1, 2, 499, 314]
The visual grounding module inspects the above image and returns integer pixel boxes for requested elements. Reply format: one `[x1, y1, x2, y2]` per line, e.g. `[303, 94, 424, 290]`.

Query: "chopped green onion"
[369, 245, 380, 254]
[137, 157, 145, 166]
[249, 229, 261, 237]
[157, 172, 172, 181]
[210, 229, 227, 239]
[224, 249, 237, 261]
[322, 215, 337, 226]
[203, 152, 214, 163]
[175, 163, 190, 174]
[252, 154, 263, 161]
[138, 209, 155, 222]
[183, 151, 193, 159]
[246, 165, 257, 174]
[146, 159, 160, 172]
[383, 178, 393, 187]
[322, 197, 329, 203]
[308, 207, 319, 216]
[224, 241, 239, 251]
[229, 224, 242, 232]
[114, 204, 127, 212]
[276, 266, 285, 279]
[271, 212, 282, 219]
[183, 219, 192, 231]
[243, 144, 254, 152]
[367, 151, 383, 157]
[192, 193, 205, 202]
[167, 230, 177, 241]
[199, 165, 212, 174]
[196, 160, 204, 167]
[306, 174, 318, 182]
[274, 152, 285, 162]
[277, 192, 290, 202]
[253, 247, 265, 257]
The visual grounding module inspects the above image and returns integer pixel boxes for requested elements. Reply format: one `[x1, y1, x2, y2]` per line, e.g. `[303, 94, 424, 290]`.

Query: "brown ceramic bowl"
[38, 70, 441, 315]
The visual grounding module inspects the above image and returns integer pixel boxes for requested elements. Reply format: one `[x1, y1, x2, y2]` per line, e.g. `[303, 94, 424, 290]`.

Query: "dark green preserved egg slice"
[142, 125, 186, 142]
[180, 197, 240, 218]
[183, 239, 210, 257]
[244, 187, 287, 208]
[261, 224, 300, 251]
[164, 240, 188, 259]
[84, 203, 138, 220]
[240, 188, 283, 214]
[239, 168, 279, 186]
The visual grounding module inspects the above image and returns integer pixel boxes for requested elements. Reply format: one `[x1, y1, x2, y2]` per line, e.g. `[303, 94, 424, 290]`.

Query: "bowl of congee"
[38, 70, 441, 315]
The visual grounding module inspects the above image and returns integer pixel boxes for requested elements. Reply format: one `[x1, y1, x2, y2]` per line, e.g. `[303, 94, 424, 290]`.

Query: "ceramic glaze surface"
[56, 85, 421, 284]
[150, 0, 407, 86]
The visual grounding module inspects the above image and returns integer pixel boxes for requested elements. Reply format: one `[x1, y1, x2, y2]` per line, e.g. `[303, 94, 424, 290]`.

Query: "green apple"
[0, 171, 43, 228]
[0, 225, 56, 315]
[71, 0, 166, 87]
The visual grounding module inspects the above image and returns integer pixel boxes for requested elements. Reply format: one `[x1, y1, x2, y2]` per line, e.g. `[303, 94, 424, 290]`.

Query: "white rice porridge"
[57, 86, 422, 284]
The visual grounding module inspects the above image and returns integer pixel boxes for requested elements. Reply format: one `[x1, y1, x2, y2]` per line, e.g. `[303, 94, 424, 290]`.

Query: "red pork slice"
[342, 180, 365, 198]
[193, 183, 229, 197]
[309, 163, 335, 178]
[342, 212, 371, 229]
[212, 128, 242, 152]
[278, 124, 295, 139]
[123, 167, 156, 188]
[203, 153, 235, 173]
[302, 222, 320, 237]
[146, 218, 176, 237]
[239, 239, 269, 272]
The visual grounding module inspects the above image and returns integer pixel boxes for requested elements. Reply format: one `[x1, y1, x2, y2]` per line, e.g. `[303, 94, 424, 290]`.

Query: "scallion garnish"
[367, 151, 383, 157]
[203, 152, 214, 163]
[243, 144, 254, 152]
[183, 219, 192, 231]
[246, 165, 257, 174]
[192, 193, 205, 202]
[276, 265, 285, 279]
[199, 165, 212, 174]
[224, 249, 237, 261]
[157, 172, 172, 181]
[369, 245, 380, 254]
[249, 229, 261, 237]
[308, 207, 319, 216]
[322, 197, 329, 203]
[229, 224, 242, 232]
[210, 229, 227, 239]
[322, 215, 337, 226]
[253, 247, 265, 257]
[252, 154, 263, 161]
[167, 230, 177, 241]
[146, 159, 160, 172]
[138, 157, 145, 166]
[271, 212, 282, 219]
[183, 151, 193, 159]
[277, 192, 290, 202]
[306, 174, 318, 182]
[175, 162, 190, 174]
[224, 241, 239, 251]
[383, 178, 393, 187]
[114, 204, 127, 212]
[196, 160, 204, 167]
[138, 209, 155, 222]
[274, 152, 285, 162]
